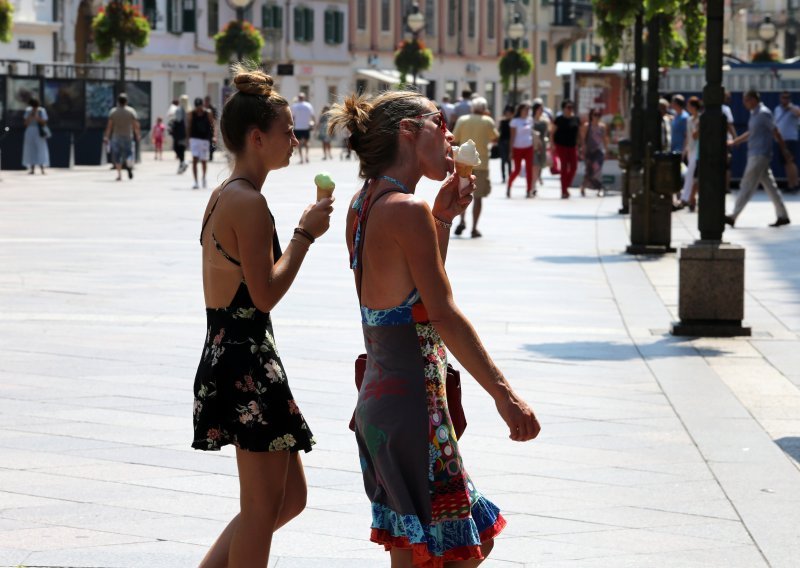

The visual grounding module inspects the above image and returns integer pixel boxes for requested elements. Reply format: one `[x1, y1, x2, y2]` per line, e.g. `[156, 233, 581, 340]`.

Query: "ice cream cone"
[316, 186, 334, 202]
[455, 162, 473, 192]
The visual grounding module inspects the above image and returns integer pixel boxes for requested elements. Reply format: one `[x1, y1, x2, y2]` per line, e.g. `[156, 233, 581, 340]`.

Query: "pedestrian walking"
[506, 102, 535, 198]
[452, 96, 499, 238]
[440, 94, 456, 130]
[290, 93, 315, 164]
[774, 90, 800, 193]
[187, 97, 216, 189]
[726, 89, 791, 228]
[22, 98, 49, 175]
[670, 94, 689, 155]
[171, 95, 189, 174]
[659, 98, 672, 151]
[151, 117, 165, 160]
[316, 106, 333, 160]
[579, 109, 609, 197]
[532, 102, 549, 190]
[497, 104, 514, 183]
[193, 64, 334, 567]
[103, 93, 140, 181]
[451, 89, 473, 128]
[552, 99, 580, 198]
[678, 97, 702, 211]
[204, 96, 219, 162]
[329, 89, 541, 568]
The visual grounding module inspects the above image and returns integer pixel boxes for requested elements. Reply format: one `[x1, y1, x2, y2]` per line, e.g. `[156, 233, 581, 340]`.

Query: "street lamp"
[508, 14, 525, 106]
[406, 2, 426, 90]
[758, 15, 778, 54]
[227, 0, 255, 61]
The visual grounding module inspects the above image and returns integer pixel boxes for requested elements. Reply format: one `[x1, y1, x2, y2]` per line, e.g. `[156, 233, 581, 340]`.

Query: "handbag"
[490, 144, 500, 159]
[348, 354, 467, 438]
[38, 124, 52, 139]
[348, 184, 467, 438]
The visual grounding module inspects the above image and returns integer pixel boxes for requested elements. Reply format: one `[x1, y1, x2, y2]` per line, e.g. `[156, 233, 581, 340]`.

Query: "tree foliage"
[592, 0, 705, 67]
[214, 20, 265, 65]
[91, 1, 151, 61]
[498, 49, 534, 91]
[0, 0, 14, 43]
[394, 39, 433, 82]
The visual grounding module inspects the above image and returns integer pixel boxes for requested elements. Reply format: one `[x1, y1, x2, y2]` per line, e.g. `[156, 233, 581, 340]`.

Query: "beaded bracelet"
[433, 216, 453, 230]
[294, 227, 315, 244]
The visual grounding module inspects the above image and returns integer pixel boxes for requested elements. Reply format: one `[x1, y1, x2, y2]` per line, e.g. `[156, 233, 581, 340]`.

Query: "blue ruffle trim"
[371, 495, 503, 557]
[360, 289, 421, 326]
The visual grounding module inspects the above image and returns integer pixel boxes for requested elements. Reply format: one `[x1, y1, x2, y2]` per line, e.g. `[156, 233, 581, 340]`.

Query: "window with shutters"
[467, 0, 475, 38]
[381, 0, 390, 32]
[487, 0, 495, 39]
[540, 40, 548, 64]
[263, 4, 283, 30]
[447, 0, 455, 36]
[324, 10, 344, 44]
[357, 0, 366, 30]
[425, 0, 435, 35]
[207, 0, 218, 35]
[294, 6, 314, 42]
[182, 0, 196, 33]
[167, 0, 182, 33]
[143, 0, 157, 29]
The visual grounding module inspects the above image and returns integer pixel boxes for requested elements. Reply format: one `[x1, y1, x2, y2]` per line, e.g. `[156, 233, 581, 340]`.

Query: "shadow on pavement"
[522, 338, 730, 361]
[775, 437, 800, 464]
[535, 254, 659, 265]
[549, 213, 620, 221]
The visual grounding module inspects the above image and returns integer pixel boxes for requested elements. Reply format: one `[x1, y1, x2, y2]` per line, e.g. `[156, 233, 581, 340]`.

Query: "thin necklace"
[377, 175, 410, 194]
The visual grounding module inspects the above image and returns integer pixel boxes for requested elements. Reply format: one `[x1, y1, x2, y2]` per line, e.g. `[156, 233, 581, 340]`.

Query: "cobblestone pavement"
[1, 151, 798, 567]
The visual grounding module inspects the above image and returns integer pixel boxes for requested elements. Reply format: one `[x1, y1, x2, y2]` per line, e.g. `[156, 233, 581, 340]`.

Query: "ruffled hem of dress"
[368, 497, 506, 567]
[191, 433, 315, 453]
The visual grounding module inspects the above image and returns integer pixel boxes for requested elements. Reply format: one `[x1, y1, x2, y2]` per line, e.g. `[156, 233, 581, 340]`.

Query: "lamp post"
[406, 2, 426, 90]
[508, 14, 525, 106]
[758, 15, 777, 55]
[227, 0, 255, 61]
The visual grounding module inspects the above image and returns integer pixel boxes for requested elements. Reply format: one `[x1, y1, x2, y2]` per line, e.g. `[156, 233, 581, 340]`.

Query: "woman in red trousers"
[507, 102, 535, 198]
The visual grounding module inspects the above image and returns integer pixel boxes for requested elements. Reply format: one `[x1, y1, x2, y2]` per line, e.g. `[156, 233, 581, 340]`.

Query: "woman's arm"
[393, 201, 540, 441]
[235, 192, 333, 313]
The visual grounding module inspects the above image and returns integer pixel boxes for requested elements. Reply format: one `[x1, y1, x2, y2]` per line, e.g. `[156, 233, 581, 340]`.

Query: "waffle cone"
[316, 186, 334, 202]
[455, 162, 474, 178]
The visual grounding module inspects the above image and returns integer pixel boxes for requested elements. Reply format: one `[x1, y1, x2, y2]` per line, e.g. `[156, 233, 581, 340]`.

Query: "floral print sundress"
[192, 179, 314, 453]
[351, 183, 505, 567]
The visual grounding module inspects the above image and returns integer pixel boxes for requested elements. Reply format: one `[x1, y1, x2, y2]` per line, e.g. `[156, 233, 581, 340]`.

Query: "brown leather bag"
[349, 353, 467, 439]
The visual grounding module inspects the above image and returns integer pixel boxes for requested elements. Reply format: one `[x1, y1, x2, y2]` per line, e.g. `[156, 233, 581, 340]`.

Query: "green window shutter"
[294, 6, 304, 41]
[324, 11, 333, 43]
[263, 5, 272, 29]
[274, 6, 283, 30]
[570, 43, 576, 61]
[182, 0, 196, 32]
[304, 7, 314, 41]
[335, 11, 344, 43]
[167, 0, 173, 32]
[540, 40, 548, 65]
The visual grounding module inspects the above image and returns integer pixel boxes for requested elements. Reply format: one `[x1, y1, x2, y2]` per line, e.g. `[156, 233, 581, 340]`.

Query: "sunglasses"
[415, 109, 448, 133]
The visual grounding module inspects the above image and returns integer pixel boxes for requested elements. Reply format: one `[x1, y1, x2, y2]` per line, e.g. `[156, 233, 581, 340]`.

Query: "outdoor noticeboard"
[43, 79, 86, 130]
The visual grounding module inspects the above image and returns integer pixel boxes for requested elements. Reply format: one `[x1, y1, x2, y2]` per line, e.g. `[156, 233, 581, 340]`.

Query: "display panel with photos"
[85, 81, 115, 129]
[43, 79, 86, 130]
[120, 81, 152, 129]
[6, 77, 42, 128]
[0, 76, 5, 126]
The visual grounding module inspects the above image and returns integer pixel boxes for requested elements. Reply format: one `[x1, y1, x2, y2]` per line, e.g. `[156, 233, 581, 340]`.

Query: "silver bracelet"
[433, 216, 452, 229]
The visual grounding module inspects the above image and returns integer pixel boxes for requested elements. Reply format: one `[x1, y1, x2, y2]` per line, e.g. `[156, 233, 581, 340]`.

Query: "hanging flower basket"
[214, 20, 265, 65]
[0, 0, 14, 43]
[498, 48, 533, 91]
[91, 1, 151, 61]
[751, 49, 781, 63]
[394, 39, 433, 84]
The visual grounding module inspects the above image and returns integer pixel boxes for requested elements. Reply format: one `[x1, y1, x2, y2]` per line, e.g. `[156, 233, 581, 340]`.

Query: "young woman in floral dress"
[191, 64, 334, 567]
[329, 91, 541, 567]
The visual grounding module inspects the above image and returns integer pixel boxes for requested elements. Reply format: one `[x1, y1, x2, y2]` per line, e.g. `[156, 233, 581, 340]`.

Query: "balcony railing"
[552, 0, 593, 27]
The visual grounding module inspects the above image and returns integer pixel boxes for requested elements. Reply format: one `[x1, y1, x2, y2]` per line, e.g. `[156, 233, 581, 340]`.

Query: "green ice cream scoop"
[314, 172, 335, 201]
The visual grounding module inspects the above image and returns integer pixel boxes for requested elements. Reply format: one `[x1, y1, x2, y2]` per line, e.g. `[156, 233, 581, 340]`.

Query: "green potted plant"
[394, 39, 433, 85]
[0, 0, 14, 43]
[498, 48, 533, 91]
[91, 1, 151, 85]
[214, 20, 265, 65]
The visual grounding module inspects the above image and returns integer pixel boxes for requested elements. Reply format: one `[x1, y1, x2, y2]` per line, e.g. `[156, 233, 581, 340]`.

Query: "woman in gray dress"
[22, 98, 50, 175]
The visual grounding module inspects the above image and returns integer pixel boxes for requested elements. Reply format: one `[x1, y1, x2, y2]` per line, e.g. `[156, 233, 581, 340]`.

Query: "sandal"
[454, 222, 466, 236]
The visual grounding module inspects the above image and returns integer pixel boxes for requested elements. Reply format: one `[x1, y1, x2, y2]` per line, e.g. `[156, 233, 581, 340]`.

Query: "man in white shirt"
[440, 95, 456, 130]
[290, 93, 315, 164]
[774, 90, 800, 192]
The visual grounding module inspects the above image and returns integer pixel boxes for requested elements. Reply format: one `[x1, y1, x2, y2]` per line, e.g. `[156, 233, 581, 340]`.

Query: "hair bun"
[231, 63, 274, 97]
[341, 94, 372, 134]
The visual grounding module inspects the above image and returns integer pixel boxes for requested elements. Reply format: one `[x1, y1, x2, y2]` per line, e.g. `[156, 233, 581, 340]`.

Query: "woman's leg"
[523, 147, 534, 195]
[507, 147, 525, 197]
[562, 147, 578, 193]
[200, 452, 306, 568]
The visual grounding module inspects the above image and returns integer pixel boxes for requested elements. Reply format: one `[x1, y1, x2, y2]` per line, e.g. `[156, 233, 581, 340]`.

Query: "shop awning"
[356, 68, 430, 86]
